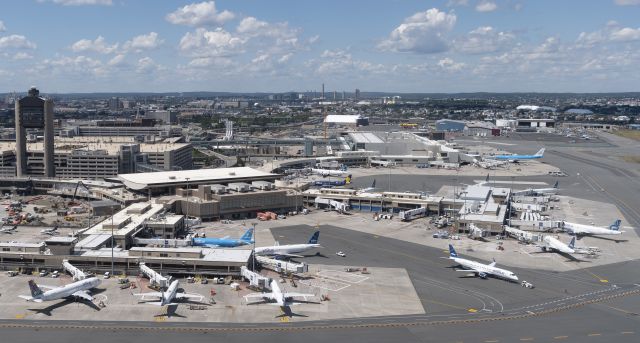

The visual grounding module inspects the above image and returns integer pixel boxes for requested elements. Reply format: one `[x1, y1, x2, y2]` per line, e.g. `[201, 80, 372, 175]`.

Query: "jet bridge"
[240, 266, 271, 289]
[139, 262, 171, 288]
[62, 259, 87, 281]
[256, 255, 308, 274]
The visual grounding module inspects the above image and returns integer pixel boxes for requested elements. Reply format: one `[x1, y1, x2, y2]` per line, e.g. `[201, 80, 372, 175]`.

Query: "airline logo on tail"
[448, 244, 458, 258]
[340, 164, 348, 171]
[345, 175, 352, 184]
[240, 228, 254, 243]
[28, 280, 44, 299]
[610, 219, 622, 231]
[535, 148, 545, 157]
[308, 231, 320, 244]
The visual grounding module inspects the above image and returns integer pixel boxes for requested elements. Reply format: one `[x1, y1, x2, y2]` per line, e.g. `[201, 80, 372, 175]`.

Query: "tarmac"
[0, 131, 639, 342]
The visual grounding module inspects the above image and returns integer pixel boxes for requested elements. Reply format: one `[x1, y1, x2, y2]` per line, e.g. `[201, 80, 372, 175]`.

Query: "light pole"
[110, 207, 114, 276]
[185, 177, 190, 232]
[509, 176, 514, 226]
[251, 222, 257, 272]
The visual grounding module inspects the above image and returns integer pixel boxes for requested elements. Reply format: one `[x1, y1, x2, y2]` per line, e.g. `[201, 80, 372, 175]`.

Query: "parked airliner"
[254, 231, 321, 258]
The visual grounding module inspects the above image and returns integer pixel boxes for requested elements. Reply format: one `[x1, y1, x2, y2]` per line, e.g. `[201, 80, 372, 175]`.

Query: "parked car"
[336, 251, 346, 257]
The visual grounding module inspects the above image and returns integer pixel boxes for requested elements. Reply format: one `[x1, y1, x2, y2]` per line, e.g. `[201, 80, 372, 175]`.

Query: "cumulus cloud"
[308, 49, 385, 75]
[475, 1, 497, 12]
[136, 57, 163, 74]
[71, 36, 118, 54]
[437, 57, 465, 71]
[0, 35, 37, 49]
[107, 54, 126, 66]
[123, 32, 163, 52]
[179, 28, 246, 57]
[455, 26, 515, 54]
[577, 22, 640, 46]
[378, 8, 456, 54]
[45, 0, 112, 5]
[610, 27, 640, 41]
[166, 1, 234, 27]
[614, 0, 640, 5]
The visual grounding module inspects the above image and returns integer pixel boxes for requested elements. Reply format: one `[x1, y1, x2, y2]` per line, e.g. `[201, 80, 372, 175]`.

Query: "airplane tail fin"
[448, 244, 458, 258]
[485, 173, 489, 183]
[345, 175, 352, 184]
[308, 231, 320, 244]
[240, 228, 254, 242]
[371, 179, 376, 189]
[553, 181, 559, 189]
[28, 280, 44, 299]
[535, 148, 545, 157]
[340, 164, 347, 171]
[568, 236, 576, 249]
[610, 219, 622, 231]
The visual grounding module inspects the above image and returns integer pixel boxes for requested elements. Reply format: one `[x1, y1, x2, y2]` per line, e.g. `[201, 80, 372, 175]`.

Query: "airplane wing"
[275, 253, 305, 258]
[175, 292, 204, 302]
[220, 236, 230, 240]
[283, 292, 314, 301]
[72, 290, 94, 302]
[133, 292, 163, 300]
[455, 269, 481, 273]
[244, 293, 275, 302]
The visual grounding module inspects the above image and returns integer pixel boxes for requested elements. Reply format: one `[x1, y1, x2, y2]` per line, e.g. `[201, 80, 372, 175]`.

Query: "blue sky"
[1, 0, 639, 93]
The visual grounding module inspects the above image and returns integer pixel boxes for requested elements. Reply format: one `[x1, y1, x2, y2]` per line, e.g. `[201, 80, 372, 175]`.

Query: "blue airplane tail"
[340, 164, 348, 171]
[568, 236, 576, 249]
[240, 228, 254, 242]
[308, 231, 320, 244]
[448, 244, 458, 258]
[610, 219, 622, 231]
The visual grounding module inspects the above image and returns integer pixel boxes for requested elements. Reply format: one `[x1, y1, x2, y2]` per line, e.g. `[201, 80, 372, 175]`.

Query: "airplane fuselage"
[192, 237, 249, 248]
[451, 257, 519, 282]
[543, 236, 575, 254]
[563, 222, 622, 236]
[34, 277, 101, 302]
[255, 243, 321, 256]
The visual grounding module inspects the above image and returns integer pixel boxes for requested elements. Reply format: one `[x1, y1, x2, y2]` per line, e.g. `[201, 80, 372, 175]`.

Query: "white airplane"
[446, 245, 519, 282]
[254, 231, 321, 258]
[309, 168, 346, 177]
[244, 279, 314, 307]
[19, 277, 101, 302]
[540, 235, 576, 254]
[134, 279, 203, 306]
[562, 219, 624, 237]
[0, 225, 17, 234]
[513, 181, 559, 196]
[40, 227, 58, 236]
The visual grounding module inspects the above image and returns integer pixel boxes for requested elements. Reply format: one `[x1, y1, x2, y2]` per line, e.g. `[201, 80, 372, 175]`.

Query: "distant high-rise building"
[355, 88, 361, 101]
[322, 83, 325, 100]
[333, 90, 337, 101]
[109, 97, 121, 111]
[342, 91, 346, 100]
[15, 87, 54, 177]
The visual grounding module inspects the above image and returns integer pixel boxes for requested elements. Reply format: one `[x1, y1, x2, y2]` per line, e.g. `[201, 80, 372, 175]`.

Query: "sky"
[0, 0, 639, 93]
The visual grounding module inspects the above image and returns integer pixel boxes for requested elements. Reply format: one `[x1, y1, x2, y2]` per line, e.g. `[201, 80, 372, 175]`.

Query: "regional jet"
[309, 165, 347, 177]
[19, 277, 101, 303]
[254, 231, 321, 258]
[191, 228, 254, 248]
[40, 227, 58, 235]
[134, 279, 203, 306]
[358, 179, 377, 193]
[0, 225, 17, 234]
[513, 181, 559, 196]
[446, 245, 519, 282]
[540, 235, 576, 254]
[244, 279, 314, 308]
[492, 148, 545, 162]
[562, 219, 624, 237]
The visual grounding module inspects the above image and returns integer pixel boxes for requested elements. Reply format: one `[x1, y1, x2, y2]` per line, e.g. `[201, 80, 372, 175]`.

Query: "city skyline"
[1, 0, 639, 93]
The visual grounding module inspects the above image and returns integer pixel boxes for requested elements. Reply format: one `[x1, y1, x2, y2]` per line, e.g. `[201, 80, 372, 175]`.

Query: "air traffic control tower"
[15, 87, 55, 177]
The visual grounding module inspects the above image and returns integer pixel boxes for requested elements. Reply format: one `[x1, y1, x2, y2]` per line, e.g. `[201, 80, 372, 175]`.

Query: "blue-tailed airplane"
[192, 228, 254, 248]
[492, 148, 545, 162]
[313, 175, 351, 187]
